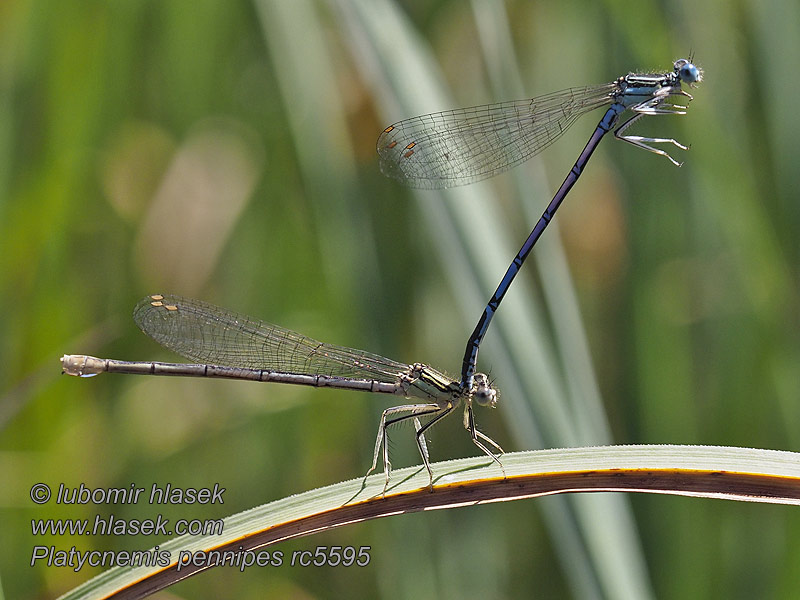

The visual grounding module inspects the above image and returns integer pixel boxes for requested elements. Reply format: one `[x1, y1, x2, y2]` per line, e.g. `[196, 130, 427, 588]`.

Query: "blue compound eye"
[678, 61, 701, 84]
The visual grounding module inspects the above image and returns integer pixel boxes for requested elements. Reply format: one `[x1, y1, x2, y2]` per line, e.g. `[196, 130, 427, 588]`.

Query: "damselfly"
[62, 294, 503, 492]
[378, 58, 703, 390]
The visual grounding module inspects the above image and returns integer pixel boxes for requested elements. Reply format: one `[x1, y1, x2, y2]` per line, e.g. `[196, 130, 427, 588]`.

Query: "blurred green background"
[2, 0, 799, 598]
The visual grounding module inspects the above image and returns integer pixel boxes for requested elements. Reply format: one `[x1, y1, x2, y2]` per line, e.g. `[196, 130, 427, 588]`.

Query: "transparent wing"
[133, 294, 411, 381]
[377, 83, 616, 189]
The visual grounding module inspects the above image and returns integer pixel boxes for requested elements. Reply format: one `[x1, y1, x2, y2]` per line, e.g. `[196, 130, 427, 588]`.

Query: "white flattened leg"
[413, 403, 457, 490]
[614, 110, 689, 167]
[363, 403, 443, 495]
[463, 404, 506, 477]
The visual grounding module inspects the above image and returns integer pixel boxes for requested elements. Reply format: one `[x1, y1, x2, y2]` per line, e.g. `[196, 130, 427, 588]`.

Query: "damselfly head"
[472, 373, 498, 408]
[674, 58, 702, 87]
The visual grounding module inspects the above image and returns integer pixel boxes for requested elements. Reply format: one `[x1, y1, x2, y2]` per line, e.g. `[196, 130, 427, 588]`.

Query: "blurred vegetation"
[1, 0, 799, 598]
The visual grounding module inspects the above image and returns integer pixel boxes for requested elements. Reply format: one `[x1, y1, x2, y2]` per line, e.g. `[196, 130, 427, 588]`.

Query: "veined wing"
[133, 294, 411, 381]
[377, 83, 616, 189]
